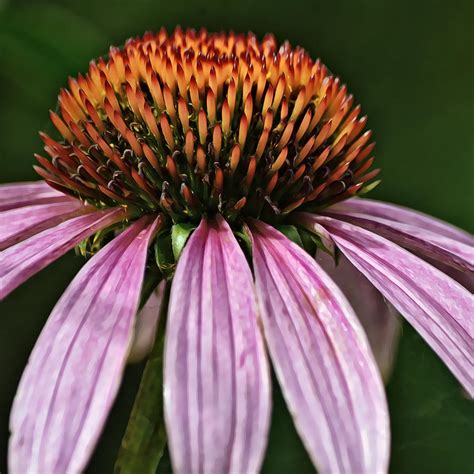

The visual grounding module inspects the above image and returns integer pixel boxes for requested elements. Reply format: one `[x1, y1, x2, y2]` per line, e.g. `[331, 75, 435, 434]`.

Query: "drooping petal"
[0, 200, 92, 250]
[9, 215, 160, 474]
[250, 220, 390, 474]
[322, 207, 474, 273]
[0, 181, 69, 211]
[127, 279, 166, 363]
[329, 198, 474, 245]
[317, 251, 401, 382]
[0, 207, 126, 299]
[164, 216, 271, 474]
[313, 214, 474, 396]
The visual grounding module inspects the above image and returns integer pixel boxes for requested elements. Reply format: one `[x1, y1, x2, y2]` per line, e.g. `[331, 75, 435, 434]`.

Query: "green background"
[0, 0, 473, 472]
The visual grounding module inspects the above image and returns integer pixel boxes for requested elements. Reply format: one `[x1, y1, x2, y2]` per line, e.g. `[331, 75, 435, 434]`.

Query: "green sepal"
[171, 223, 196, 260]
[235, 223, 253, 258]
[114, 283, 171, 474]
[298, 227, 320, 256]
[276, 224, 304, 248]
[298, 225, 336, 258]
[75, 226, 116, 258]
[154, 230, 175, 279]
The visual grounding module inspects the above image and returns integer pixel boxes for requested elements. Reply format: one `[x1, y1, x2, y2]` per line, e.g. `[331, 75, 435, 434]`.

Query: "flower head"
[1, 27, 472, 474]
[36, 28, 377, 223]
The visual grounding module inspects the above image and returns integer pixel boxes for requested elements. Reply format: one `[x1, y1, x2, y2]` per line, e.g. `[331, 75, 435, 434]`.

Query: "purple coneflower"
[1, 28, 472, 474]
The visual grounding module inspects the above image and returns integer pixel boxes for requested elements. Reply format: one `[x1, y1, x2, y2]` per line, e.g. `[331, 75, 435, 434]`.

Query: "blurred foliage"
[0, 0, 473, 472]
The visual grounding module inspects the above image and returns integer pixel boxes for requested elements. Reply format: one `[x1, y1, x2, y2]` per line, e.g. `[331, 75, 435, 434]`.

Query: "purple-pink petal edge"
[0, 207, 126, 300]
[9, 215, 160, 473]
[164, 216, 271, 474]
[309, 213, 473, 397]
[250, 220, 390, 474]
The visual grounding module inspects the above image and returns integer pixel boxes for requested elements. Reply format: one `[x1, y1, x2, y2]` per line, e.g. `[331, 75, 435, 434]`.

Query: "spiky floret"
[36, 27, 379, 224]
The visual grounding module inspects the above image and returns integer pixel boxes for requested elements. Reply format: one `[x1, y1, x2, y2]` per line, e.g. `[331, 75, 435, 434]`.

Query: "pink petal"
[314, 214, 474, 396]
[9, 216, 160, 474]
[0, 200, 92, 250]
[250, 220, 390, 474]
[164, 216, 271, 474]
[323, 207, 473, 273]
[0, 180, 58, 198]
[423, 256, 474, 293]
[0, 181, 70, 211]
[317, 251, 401, 382]
[0, 207, 126, 299]
[127, 280, 166, 363]
[329, 198, 473, 245]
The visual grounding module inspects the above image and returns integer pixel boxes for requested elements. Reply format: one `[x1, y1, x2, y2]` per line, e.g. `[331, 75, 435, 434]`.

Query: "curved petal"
[423, 256, 474, 293]
[8, 215, 160, 474]
[0, 181, 69, 211]
[323, 208, 474, 273]
[317, 251, 401, 382]
[0, 207, 126, 299]
[313, 214, 473, 396]
[127, 279, 166, 363]
[250, 220, 390, 474]
[329, 198, 473, 245]
[164, 216, 271, 474]
[0, 200, 92, 250]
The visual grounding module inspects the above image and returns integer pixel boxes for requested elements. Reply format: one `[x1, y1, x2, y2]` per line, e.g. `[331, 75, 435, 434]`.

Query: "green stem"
[114, 281, 171, 474]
